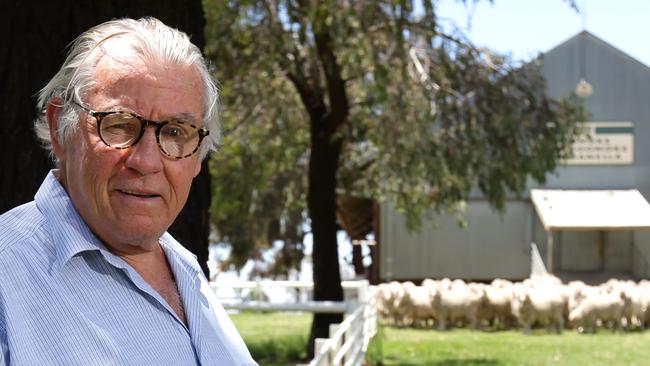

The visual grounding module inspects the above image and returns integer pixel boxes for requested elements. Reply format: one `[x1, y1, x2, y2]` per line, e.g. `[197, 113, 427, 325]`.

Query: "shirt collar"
[159, 232, 203, 279]
[35, 170, 107, 275]
[36, 170, 203, 278]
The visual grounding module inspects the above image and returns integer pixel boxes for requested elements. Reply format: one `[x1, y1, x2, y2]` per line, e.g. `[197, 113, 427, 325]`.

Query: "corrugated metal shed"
[379, 31, 650, 282]
[539, 31, 650, 198]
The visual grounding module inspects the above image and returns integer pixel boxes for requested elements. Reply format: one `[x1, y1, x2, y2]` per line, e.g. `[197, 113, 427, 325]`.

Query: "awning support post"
[598, 230, 606, 271]
[547, 231, 554, 274]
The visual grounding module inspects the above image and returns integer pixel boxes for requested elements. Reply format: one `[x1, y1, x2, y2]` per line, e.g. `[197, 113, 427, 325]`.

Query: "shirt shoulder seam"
[0, 217, 48, 257]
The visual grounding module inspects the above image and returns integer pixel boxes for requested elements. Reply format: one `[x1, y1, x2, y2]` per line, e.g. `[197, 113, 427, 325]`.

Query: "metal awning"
[531, 189, 650, 231]
[530, 189, 650, 273]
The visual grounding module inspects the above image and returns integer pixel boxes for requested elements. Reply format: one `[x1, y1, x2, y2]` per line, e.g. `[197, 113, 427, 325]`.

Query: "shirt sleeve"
[0, 327, 6, 366]
[0, 344, 6, 366]
[0, 291, 6, 365]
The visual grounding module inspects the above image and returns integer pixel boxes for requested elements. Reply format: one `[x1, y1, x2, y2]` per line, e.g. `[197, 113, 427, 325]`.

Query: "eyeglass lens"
[99, 112, 201, 158]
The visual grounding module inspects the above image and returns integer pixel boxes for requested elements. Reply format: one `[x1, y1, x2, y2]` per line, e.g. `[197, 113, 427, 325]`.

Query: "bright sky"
[436, 0, 650, 67]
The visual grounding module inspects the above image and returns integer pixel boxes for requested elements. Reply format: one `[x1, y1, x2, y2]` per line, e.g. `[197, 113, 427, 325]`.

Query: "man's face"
[54, 54, 204, 254]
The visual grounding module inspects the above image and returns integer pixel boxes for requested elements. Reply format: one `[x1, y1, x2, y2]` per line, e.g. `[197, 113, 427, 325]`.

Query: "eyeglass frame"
[72, 101, 210, 160]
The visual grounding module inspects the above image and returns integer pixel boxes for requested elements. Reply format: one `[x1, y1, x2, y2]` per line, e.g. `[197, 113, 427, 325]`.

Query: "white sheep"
[374, 277, 650, 334]
[568, 291, 623, 333]
[477, 283, 515, 329]
[638, 280, 650, 328]
[434, 282, 482, 330]
[615, 282, 645, 330]
[511, 285, 564, 334]
[375, 281, 404, 325]
[406, 284, 437, 328]
[391, 281, 416, 327]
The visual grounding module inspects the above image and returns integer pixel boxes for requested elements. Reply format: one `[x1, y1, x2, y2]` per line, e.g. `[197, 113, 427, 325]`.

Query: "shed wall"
[378, 32, 650, 281]
[380, 201, 531, 280]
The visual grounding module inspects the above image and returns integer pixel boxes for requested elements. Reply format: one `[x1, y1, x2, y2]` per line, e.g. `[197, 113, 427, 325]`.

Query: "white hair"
[34, 17, 220, 161]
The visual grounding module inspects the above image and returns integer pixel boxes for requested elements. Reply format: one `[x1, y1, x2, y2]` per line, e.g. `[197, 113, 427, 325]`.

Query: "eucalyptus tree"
[204, 0, 583, 354]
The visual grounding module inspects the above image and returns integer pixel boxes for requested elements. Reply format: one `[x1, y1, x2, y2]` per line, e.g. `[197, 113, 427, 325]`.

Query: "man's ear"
[46, 98, 66, 160]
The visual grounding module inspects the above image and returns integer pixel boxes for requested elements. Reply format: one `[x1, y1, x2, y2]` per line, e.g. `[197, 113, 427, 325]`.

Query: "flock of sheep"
[375, 275, 650, 333]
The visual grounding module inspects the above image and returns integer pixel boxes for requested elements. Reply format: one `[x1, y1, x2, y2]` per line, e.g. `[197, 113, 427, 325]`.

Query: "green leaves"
[203, 0, 584, 267]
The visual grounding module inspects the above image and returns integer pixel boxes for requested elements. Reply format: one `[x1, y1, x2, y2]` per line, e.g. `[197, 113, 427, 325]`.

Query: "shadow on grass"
[247, 336, 308, 365]
[432, 359, 501, 366]
[378, 358, 501, 366]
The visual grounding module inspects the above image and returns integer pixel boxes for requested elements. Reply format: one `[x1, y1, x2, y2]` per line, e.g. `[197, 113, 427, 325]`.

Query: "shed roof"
[530, 189, 650, 231]
[545, 31, 650, 72]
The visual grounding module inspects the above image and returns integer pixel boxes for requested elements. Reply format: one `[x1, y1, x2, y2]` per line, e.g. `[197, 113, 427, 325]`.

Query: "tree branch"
[311, 9, 348, 135]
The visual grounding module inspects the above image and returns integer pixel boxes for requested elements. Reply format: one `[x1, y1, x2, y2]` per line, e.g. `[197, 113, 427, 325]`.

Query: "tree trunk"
[169, 160, 211, 276]
[306, 124, 344, 357]
[352, 245, 365, 276]
[2, 0, 210, 276]
[298, 21, 349, 358]
[1, 1, 67, 214]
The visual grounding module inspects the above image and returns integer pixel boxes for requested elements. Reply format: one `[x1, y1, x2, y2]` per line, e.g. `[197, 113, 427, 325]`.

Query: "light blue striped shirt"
[0, 171, 257, 366]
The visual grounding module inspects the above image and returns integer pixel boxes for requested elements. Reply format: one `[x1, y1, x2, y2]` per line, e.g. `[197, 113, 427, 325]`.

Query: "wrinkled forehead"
[88, 38, 205, 113]
[91, 37, 199, 82]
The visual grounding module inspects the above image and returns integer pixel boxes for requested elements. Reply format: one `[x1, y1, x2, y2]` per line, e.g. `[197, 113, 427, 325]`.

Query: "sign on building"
[564, 121, 634, 165]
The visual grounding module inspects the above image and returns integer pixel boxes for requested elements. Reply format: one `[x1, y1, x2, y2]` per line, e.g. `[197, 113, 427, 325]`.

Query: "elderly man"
[0, 18, 256, 365]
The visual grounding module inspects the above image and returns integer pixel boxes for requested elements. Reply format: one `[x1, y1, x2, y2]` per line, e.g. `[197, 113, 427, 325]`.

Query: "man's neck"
[119, 243, 188, 325]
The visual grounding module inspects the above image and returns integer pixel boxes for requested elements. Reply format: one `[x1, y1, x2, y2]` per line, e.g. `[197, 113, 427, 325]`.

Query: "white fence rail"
[301, 288, 377, 366]
[211, 280, 377, 366]
[221, 300, 352, 313]
[211, 280, 370, 301]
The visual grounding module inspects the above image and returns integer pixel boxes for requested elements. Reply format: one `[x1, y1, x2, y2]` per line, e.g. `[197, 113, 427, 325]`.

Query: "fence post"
[357, 280, 368, 303]
[314, 338, 327, 366]
[212, 280, 379, 366]
[348, 313, 359, 363]
[329, 323, 340, 366]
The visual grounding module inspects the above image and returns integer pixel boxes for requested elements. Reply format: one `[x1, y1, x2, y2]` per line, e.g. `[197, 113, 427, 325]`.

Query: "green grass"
[367, 325, 650, 366]
[231, 312, 650, 366]
[230, 311, 312, 366]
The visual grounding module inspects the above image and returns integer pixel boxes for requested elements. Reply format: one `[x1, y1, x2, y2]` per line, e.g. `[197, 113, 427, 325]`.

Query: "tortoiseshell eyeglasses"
[74, 101, 209, 159]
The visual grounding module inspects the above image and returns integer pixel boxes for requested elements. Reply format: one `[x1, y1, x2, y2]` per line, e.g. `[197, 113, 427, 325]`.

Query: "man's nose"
[124, 127, 163, 174]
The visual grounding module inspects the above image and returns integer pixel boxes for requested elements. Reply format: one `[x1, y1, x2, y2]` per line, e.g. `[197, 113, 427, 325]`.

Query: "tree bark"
[306, 122, 344, 357]
[303, 22, 350, 358]
[2, 0, 210, 276]
[169, 160, 211, 276]
[352, 245, 365, 276]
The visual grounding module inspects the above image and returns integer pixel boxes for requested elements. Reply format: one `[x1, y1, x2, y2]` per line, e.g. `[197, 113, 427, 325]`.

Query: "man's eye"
[162, 124, 192, 139]
[166, 127, 183, 137]
[103, 121, 139, 135]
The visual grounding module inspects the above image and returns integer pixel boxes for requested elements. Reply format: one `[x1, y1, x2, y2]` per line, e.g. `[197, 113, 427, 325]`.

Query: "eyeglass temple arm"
[71, 100, 94, 114]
